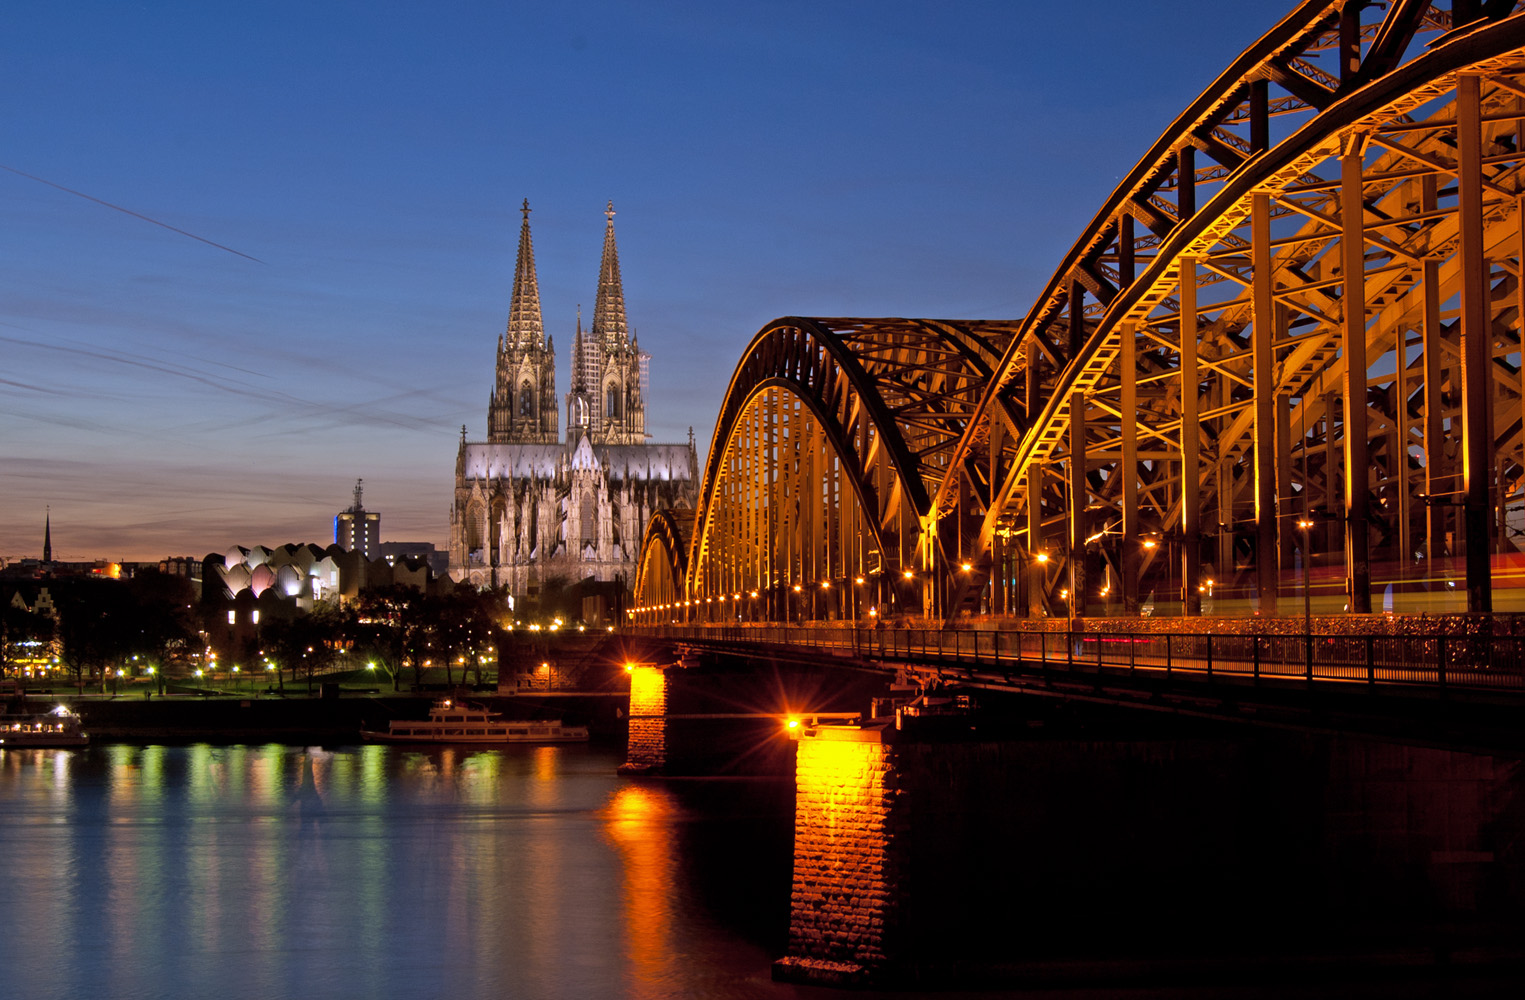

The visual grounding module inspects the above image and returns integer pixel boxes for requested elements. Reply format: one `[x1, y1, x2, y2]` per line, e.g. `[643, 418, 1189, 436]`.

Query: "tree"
[124, 571, 197, 690]
[263, 601, 354, 693]
[354, 585, 426, 691]
[427, 585, 507, 688]
[53, 579, 137, 691]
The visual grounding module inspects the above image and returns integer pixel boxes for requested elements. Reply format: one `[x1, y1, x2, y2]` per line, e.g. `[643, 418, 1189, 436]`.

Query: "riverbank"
[37, 692, 631, 745]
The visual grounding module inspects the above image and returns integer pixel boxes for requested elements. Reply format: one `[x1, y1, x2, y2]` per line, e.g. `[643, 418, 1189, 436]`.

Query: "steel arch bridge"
[635, 0, 1525, 628]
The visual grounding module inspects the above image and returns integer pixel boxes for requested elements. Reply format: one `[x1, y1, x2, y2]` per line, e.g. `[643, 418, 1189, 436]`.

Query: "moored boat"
[361, 698, 588, 744]
[0, 704, 90, 748]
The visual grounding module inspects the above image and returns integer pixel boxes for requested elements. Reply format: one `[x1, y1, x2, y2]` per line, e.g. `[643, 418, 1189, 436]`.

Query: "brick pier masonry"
[774, 719, 1032, 988]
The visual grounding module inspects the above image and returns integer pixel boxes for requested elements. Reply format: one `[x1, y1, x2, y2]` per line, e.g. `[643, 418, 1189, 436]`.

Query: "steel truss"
[632, 317, 1017, 624]
[636, 1, 1525, 625]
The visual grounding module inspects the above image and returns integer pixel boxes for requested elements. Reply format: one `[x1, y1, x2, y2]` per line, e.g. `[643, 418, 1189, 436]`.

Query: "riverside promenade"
[8, 685, 627, 744]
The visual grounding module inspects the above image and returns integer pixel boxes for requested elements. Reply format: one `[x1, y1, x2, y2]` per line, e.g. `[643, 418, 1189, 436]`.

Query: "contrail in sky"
[0, 163, 264, 263]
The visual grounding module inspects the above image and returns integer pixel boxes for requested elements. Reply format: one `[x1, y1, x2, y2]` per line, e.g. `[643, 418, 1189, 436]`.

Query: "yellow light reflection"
[601, 784, 680, 994]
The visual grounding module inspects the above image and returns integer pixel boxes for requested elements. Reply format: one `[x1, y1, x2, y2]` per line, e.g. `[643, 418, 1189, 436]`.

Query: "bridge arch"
[631, 508, 692, 624]
[633, 317, 1018, 623]
[932, 1, 1525, 621]
[638, 2, 1525, 627]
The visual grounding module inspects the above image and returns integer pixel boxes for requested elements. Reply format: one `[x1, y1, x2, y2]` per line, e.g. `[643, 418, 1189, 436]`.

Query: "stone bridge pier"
[772, 716, 1035, 988]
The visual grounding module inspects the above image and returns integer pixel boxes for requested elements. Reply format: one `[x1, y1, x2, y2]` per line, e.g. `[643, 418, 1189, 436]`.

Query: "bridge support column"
[620, 664, 673, 774]
[1121, 321, 1140, 614]
[1027, 462, 1046, 617]
[1068, 391, 1087, 617]
[1251, 192, 1279, 614]
[1457, 72, 1493, 614]
[1180, 257, 1202, 615]
[1341, 147, 1373, 614]
[774, 720, 1025, 988]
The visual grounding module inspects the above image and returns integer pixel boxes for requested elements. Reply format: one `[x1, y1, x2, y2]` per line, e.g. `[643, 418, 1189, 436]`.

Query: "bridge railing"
[628, 624, 1525, 694]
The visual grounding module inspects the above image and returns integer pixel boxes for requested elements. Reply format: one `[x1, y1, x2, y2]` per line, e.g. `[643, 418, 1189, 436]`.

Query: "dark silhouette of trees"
[46, 574, 197, 692]
[54, 579, 136, 690]
[353, 585, 427, 690]
[350, 583, 507, 689]
[262, 601, 355, 693]
[124, 571, 197, 692]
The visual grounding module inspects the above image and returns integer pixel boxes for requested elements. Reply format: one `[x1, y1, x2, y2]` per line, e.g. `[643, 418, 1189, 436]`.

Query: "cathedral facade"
[449, 202, 697, 600]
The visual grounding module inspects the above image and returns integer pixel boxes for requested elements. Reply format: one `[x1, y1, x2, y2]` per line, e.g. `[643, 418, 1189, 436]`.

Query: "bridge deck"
[627, 621, 1525, 752]
[634, 621, 1525, 691]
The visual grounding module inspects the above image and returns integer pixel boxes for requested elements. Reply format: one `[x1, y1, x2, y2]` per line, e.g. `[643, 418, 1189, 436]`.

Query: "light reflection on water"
[0, 744, 799, 1000]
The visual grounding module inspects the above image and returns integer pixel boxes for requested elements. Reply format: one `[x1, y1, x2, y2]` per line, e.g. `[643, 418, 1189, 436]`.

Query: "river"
[0, 743, 809, 1000]
[1, 738, 1519, 999]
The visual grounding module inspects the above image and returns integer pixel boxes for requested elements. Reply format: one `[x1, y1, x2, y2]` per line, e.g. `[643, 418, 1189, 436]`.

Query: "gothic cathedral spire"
[505, 199, 544, 349]
[590, 201, 629, 346]
[488, 199, 558, 444]
[568, 201, 645, 445]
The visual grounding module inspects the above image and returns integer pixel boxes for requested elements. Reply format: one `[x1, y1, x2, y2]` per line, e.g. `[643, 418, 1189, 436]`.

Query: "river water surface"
[2, 739, 1520, 1000]
[0, 743, 808, 1000]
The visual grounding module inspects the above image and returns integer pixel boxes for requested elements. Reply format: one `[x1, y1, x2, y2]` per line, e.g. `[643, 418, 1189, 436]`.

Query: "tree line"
[2, 573, 517, 694]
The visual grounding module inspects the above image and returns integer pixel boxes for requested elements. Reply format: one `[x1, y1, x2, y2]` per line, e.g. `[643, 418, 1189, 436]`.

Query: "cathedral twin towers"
[449, 202, 698, 601]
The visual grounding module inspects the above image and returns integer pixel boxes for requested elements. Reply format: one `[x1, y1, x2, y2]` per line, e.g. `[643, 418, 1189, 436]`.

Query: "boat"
[0, 704, 90, 748]
[360, 698, 589, 744]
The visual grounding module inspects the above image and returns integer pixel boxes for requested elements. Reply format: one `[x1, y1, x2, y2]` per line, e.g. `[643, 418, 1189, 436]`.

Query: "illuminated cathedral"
[449, 201, 698, 599]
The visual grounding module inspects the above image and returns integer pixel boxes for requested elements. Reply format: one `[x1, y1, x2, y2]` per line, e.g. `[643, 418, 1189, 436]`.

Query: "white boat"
[0, 704, 90, 748]
[361, 698, 589, 744]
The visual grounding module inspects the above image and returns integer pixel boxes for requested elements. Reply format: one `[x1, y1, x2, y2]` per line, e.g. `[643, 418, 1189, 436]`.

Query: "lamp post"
[1140, 534, 1163, 616]
[1297, 517, 1314, 653]
[1293, 511, 1343, 675]
[366, 660, 397, 691]
[1031, 550, 1049, 617]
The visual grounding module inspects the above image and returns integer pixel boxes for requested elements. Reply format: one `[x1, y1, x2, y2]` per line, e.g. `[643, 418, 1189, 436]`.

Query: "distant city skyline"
[1, 0, 1296, 562]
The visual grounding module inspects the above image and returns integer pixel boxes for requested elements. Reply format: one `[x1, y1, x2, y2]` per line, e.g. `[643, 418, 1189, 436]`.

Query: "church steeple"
[568, 202, 645, 445]
[590, 201, 628, 346]
[43, 507, 52, 563]
[487, 199, 558, 445]
[505, 199, 544, 349]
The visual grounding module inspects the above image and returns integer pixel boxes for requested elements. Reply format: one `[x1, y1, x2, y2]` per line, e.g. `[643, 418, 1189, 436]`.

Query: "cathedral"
[449, 201, 698, 601]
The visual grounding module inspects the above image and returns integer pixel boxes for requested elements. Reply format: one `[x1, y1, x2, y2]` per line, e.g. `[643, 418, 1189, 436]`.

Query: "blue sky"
[1, 0, 1295, 561]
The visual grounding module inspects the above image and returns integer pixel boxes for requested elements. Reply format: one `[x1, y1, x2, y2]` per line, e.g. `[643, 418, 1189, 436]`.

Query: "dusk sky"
[2, 0, 1296, 562]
